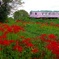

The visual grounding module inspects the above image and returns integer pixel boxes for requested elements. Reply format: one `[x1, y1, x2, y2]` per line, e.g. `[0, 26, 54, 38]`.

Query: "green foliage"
[6, 17, 16, 25]
[0, 4, 8, 22]
[13, 10, 29, 21]
[29, 18, 59, 24]
[0, 0, 23, 23]
[0, 0, 11, 23]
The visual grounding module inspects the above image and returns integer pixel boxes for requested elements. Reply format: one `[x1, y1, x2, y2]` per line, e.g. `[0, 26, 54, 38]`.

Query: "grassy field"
[0, 18, 59, 59]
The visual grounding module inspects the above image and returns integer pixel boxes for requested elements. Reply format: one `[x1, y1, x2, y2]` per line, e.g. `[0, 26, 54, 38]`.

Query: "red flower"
[20, 36, 25, 39]
[0, 35, 6, 40]
[46, 41, 59, 55]
[0, 40, 14, 46]
[36, 22, 40, 24]
[15, 40, 19, 46]
[0, 27, 4, 32]
[48, 34, 57, 39]
[22, 38, 31, 44]
[55, 24, 59, 27]
[1, 34, 7, 39]
[22, 38, 34, 48]
[39, 34, 47, 41]
[0, 40, 3, 44]
[45, 39, 52, 43]
[16, 20, 21, 22]
[7, 26, 13, 33]
[31, 48, 39, 53]
[11, 25, 24, 33]
[2, 24, 9, 29]
[26, 42, 34, 48]
[3, 31, 9, 35]
[3, 40, 14, 46]
[13, 45, 23, 52]
[9, 40, 15, 43]
[50, 22, 55, 26]
[56, 55, 59, 59]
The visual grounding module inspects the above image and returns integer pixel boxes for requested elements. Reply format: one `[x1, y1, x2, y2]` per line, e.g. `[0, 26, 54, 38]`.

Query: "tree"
[13, 10, 29, 21]
[0, 0, 23, 23]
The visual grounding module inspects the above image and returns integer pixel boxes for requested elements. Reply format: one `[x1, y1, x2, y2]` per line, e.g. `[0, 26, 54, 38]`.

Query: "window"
[52, 12, 55, 15]
[48, 12, 51, 15]
[35, 13, 37, 15]
[42, 13, 44, 15]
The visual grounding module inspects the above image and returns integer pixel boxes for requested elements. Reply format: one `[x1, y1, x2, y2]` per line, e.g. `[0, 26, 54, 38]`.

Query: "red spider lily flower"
[1, 34, 7, 39]
[13, 45, 23, 52]
[48, 34, 57, 39]
[2, 40, 15, 46]
[0, 34, 7, 40]
[41, 23, 46, 27]
[20, 36, 25, 39]
[9, 40, 15, 43]
[2, 24, 9, 29]
[0, 36, 3, 40]
[0, 27, 4, 32]
[31, 48, 39, 53]
[15, 40, 19, 46]
[50, 22, 55, 26]
[3, 31, 9, 35]
[22, 38, 34, 48]
[39, 34, 47, 41]
[7, 26, 13, 33]
[55, 24, 59, 27]
[40, 34, 47, 37]
[26, 42, 34, 48]
[11, 25, 24, 33]
[56, 55, 59, 59]
[45, 39, 53, 43]
[16, 20, 21, 22]
[0, 31, 9, 40]
[22, 39, 29, 44]
[25, 38, 31, 41]
[0, 40, 3, 44]
[36, 22, 40, 24]
[22, 38, 31, 44]
[0, 40, 14, 46]
[45, 22, 48, 25]
[46, 41, 59, 55]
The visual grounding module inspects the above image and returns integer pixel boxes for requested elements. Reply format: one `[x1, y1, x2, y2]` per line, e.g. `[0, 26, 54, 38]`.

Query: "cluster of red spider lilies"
[0, 21, 59, 59]
[39, 34, 59, 55]
[0, 23, 39, 54]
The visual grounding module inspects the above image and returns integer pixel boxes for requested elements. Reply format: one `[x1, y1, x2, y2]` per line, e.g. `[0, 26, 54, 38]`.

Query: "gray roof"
[30, 10, 59, 12]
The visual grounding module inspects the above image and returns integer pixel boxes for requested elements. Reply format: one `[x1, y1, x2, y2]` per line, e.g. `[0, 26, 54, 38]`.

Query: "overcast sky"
[17, 0, 59, 13]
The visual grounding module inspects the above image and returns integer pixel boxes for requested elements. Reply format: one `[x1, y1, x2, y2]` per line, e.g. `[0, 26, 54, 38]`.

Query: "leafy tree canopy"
[0, 0, 23, 22]
[13, 10, 29, 21]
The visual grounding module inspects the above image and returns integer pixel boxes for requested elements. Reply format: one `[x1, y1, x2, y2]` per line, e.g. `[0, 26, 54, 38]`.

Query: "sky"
[17, 0, 59, 13]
